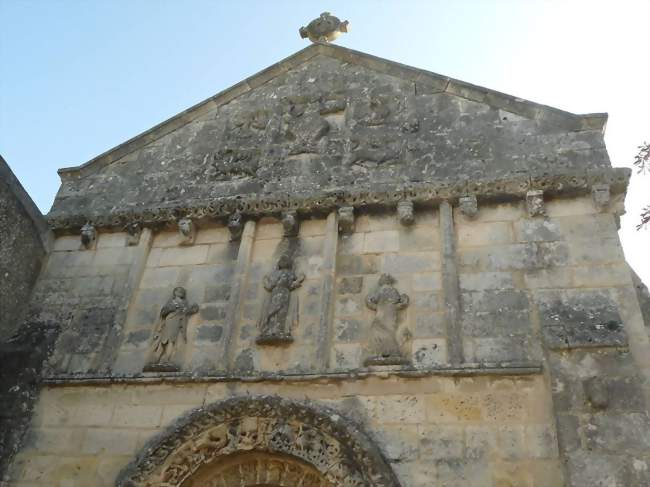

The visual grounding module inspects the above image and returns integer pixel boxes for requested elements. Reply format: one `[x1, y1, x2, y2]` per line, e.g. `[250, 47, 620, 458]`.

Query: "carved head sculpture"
[172, 287, 187, 300]
[378, 273, 396, 287]
[277, 253, 293, 270]
[178, 218, 193, 237]
[397, 200, 415, 226]
[80, 222, 96, 248]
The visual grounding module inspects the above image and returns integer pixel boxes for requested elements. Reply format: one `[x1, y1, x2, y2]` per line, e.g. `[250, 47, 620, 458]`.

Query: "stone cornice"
[46, 167, 630, 233]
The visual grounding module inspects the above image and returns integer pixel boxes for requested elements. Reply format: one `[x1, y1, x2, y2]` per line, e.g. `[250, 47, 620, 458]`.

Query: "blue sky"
[1, 0, 648, 281]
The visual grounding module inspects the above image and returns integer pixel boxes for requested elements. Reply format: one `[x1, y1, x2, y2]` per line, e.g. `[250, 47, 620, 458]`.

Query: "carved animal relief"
[257, 253, 305, 345]
[363, 274, 411, 366]
[144, 286, 198, 372]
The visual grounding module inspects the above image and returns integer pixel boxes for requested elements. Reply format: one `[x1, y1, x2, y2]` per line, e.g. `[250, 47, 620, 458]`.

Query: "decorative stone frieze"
[459, 195, 478, 218]
[337, 206, 354, 234]
[144, 287, 198, 372]
[227, 211, 244, 241]
[397, 199, 414, 226]
[124, 222, 141, 246]
[592, 183, 611, 211]
[115, 396, 400, 487]
[526, 190, 546, 217]
[46, 168, 630, 233]
[363, 274, 411, 367]
[257, 253, 305, 345]
[281, 210, 299, 237]
[177, 217, 196, 245]
[79, 222, 96, 249]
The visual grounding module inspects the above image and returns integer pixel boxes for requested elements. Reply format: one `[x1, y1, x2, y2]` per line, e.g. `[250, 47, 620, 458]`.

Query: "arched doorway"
[116, 395, 400, 487]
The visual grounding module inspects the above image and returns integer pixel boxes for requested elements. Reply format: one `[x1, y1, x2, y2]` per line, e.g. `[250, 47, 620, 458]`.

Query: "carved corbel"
[459, 195, 478, 219]
[337, 206, 354, 234]
[177, 217, 196, 245]
[80, 222, 96, 250]
[591, 184, 610, 212]
[526, 190, 546, 217]
[281, 210, 299, 237]
[228, 212, 243, 241]
[125, 222, 142, 246]
[397, 200, 415, 226]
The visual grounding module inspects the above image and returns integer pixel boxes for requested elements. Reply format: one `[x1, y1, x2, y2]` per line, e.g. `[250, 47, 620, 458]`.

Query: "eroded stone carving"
[257, 253, 305, 345]
[363, 274, 411, 366]
[115, 396, 400, 487]
[338, 206, 354, 234]
[144, 287, 198, 372]
[592, 183, 610, 211]
[526, 190, 546, 217]
[227, 211, 243, 241]
[584, 377, 609, 409]
[459, 195, 478, 219]
[282, 210, 299, 237]
[178, 217, 196, 245]
[397, 200, 414, 226]
[80, 222, 96, 249]
[125, 222, 142, 246]
[299, 12, 349, 43]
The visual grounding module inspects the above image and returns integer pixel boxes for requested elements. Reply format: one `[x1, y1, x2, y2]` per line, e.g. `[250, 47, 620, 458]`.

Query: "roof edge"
[57, 42, 609, 179]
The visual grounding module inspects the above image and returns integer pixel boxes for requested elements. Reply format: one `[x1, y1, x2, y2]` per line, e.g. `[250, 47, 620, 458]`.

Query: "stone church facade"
[2, 21, 650, 486]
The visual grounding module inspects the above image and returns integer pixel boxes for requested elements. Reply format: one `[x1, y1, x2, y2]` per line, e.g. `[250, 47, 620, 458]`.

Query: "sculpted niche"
[144, 286, 198, 372]
[363, 274, 411, 366]
[257, 252, 305, 345]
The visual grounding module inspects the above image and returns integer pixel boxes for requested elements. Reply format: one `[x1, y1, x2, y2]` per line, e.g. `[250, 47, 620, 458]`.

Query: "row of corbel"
[77, 184, 613, 250]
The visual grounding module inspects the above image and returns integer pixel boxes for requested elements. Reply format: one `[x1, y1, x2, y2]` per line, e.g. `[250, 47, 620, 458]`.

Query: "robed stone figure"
[363, 274, 411, 366]
[144, 286, 198, 371]
[257, 253, 304, 345]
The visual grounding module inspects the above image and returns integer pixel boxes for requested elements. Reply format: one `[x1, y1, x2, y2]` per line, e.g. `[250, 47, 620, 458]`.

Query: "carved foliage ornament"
[115, 396, 400, 487]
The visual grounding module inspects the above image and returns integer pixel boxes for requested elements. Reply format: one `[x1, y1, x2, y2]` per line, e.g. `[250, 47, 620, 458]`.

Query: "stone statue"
[363, 274, 411, 366]
[257, 253, 305, 345]
[80, 222, 96, 249]
[299, 12, 349, 43]
[145, 287, 198, 371]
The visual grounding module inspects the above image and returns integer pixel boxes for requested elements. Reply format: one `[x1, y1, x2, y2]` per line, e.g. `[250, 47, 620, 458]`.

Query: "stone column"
[315, 211, 338, 369]
[97, 228, 153, 373]
[439, 201, 464, 365]
[224, 220, 256, 369]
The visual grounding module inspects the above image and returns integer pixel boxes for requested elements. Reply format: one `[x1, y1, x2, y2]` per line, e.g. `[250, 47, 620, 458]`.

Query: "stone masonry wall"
[7, 375, 561, 487]
[7, 196, 650, 486]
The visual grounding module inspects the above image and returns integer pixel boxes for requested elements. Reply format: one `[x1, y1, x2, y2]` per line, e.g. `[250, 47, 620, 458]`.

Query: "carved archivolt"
[115, 396, 400, 487]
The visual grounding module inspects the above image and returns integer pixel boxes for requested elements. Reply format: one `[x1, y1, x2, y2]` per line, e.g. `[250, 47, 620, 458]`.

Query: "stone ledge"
[41, 361, 543, 386]
[47, 167, 630, 232]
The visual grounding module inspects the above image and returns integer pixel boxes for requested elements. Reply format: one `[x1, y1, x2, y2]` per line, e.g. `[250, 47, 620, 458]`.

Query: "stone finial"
[592, 184, 611, 212]
[281, 210, 299, 237]
[337, 206, 355, 234]
[80, 222, 96, 249]
[177, 217, 196, 245]
[526, 190, 546, 217]
[125, 222, 142, 246]
[299, 12, 349, 43]
[228, 212, 243, 241]
[459, 195, 478, 219]
[397, 200, 415, 226]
